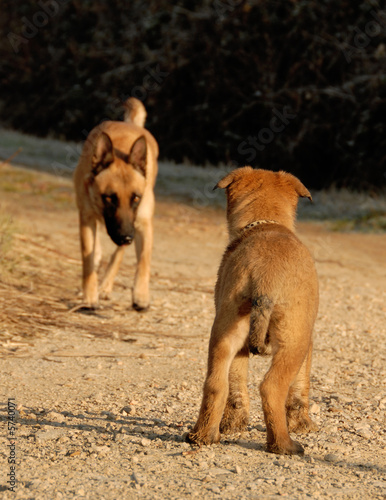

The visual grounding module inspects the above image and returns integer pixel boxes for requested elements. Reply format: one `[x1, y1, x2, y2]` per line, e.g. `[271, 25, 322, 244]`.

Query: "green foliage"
[0, 0, 385, 189]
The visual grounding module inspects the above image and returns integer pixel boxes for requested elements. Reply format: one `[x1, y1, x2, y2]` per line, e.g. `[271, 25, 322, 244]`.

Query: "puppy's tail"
[123, 97, 147, 127]
[249, 295, 273, 356]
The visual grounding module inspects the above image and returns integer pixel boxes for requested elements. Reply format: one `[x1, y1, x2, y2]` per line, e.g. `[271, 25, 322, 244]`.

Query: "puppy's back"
[216, 224, 318, 320]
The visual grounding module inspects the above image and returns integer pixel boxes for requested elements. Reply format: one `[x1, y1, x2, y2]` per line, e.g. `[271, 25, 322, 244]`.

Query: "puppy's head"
[88, 132, 147, 246]
[214, 167, 312, 238]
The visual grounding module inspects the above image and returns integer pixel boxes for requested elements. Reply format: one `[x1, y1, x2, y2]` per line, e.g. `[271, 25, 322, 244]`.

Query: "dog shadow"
[1, 406, 385, 477]
[0, 404, 188, 444]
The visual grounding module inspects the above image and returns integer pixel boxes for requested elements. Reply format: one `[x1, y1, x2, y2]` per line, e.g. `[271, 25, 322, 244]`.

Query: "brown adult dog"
[187, 167, 319, 455]
[74, 98, 158, 310]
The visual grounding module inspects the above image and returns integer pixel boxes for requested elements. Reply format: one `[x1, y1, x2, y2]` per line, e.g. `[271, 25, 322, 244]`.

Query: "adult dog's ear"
[129, 136, 147, 176]
[92, 132, 114, 176]
[213, 166, 254, 191]
[280, 171, 312, 201]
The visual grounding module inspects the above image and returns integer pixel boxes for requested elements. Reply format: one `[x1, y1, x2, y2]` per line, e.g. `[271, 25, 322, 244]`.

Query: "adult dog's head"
[215, 167, 312, 239]
[88, 131, 147, 246]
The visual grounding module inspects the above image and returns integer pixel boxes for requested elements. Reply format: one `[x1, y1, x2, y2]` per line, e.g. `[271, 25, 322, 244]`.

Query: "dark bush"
[0, 0, 385, 190]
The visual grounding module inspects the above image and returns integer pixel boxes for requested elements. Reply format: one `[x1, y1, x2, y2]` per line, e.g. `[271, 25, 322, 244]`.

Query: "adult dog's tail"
[249, 295, 273, 356]
[123, 98, 147, 128]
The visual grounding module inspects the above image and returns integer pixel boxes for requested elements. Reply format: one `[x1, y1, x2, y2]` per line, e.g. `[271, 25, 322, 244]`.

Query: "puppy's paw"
[288, 416, 318, 434]
[267, 438, 304, 456]
[220, 408, 249, 434]
[186, 427, 220, 446]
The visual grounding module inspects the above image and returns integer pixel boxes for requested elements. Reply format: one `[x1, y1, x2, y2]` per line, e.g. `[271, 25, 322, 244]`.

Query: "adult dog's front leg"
[79, 215, 98, 308]
[100, 246, 125, 299]
[133, 215, 153, 311]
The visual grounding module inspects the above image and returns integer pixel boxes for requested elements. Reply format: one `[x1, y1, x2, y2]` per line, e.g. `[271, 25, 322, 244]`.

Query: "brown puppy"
[187, 167, 319, 455]
[73, 98, 158, 310]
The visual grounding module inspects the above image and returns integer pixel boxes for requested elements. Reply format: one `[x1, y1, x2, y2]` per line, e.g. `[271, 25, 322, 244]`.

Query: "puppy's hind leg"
[260, 333, 309, 455]
[187, 313, 249, 445]
[99, 246, 125, 299]
[286, 341, 318, 434]
[220, 342, 250, 434]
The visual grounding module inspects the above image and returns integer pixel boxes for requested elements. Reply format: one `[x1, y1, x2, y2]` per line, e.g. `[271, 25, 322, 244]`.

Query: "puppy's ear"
[281, 171, 312, 201]
[129, 136, 147, 176]
[213, 172, 236, 191]
[92, 132, 114, 176]
[213, 166, 254, 191]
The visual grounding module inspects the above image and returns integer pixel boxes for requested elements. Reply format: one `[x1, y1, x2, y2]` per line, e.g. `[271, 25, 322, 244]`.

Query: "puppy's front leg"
[188, 315, 249, 445]
[79, 215, 98, 308]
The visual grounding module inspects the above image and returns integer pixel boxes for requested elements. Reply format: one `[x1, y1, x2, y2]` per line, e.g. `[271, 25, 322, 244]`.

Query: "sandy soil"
[0, 165, 385, 499]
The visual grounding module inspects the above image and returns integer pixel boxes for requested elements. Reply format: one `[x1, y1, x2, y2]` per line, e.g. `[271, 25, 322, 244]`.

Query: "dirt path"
[0, 166, 385, 499]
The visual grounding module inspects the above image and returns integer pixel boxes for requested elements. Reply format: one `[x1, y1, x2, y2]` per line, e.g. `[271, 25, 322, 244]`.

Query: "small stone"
[208, 467, 231, 476]
[378, 398, 386, 410]
[310, 403, 320, 414]
[354, 424, 372, 439]
[91, 393, 103, 403]
[49, 411, 66, 423]
[235, 465, 242, 474]
[121, 406, 135, 416]
[141, 438, 151, 447]
[324, 453, 339, 463]
[95, 445, 110, 455]
[68, 450, 81, 457]
[35, 428, 65, 441]
[357, 429, 372, 439]
[256, 424, 266, 432]
[325, 425, 338, 434]
[102, 411, 116, 421]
